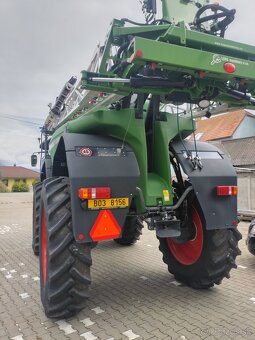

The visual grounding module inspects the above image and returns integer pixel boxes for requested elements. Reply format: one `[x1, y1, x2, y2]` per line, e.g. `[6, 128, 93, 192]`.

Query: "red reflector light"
[78, 187, 111, 200]
[128, 50, 144, 63]
[90, 210, 121, 241]
[217, 186, 238, 196]
[151, 62, 157, 72]
[199, 71, 205, 79]
[135, 50, 143, 58]
[224, 62, 236, 74]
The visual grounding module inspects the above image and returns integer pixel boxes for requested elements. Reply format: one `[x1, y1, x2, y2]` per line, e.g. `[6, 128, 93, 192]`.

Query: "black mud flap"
[171, 140, 238, 230]
[55, 133, 140, 243]
[40, 156, 52, 181]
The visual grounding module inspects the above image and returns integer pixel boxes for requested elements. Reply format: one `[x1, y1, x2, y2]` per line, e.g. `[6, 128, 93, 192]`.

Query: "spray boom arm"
[43, 0, 255, 132]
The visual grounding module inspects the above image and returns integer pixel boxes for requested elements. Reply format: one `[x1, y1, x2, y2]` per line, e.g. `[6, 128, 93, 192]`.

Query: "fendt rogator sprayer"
[31, 0, 255, 318]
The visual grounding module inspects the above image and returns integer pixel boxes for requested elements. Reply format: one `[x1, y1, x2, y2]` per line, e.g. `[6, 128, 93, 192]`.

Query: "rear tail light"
[216, 186, 238, 196]
[79, 187, 111, 200]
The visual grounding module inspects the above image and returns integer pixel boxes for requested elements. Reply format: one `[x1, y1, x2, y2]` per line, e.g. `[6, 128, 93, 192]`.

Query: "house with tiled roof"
[0, 165, 39, 191]
[191, 110, 255, 168]
[194, 110, 255, 142]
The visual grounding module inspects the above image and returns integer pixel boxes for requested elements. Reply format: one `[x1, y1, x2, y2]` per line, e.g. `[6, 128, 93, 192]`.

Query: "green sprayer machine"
[32, 0, 255, 318]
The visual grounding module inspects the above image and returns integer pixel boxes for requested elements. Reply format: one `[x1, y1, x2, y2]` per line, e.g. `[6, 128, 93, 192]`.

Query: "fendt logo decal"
[79, 148, 93, 157]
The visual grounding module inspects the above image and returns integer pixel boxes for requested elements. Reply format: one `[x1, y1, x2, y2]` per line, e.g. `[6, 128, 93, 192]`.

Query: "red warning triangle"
[90, 210, 121, 241]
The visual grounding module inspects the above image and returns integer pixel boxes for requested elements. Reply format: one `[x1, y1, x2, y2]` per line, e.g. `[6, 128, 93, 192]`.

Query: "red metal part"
[167, 208, 204, 266]
[41, 209, 47, 285]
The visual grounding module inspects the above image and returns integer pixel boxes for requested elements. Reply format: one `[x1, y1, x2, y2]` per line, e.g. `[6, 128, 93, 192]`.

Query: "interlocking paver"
[0, 193, 255, 340]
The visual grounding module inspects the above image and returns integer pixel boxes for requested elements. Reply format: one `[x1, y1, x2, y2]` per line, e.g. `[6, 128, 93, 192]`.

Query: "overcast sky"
[0, 0, 255, 168]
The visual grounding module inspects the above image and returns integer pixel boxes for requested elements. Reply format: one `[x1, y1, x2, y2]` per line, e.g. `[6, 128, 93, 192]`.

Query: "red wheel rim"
[41, 209, 47, 285]
[167, 207, 203, 266]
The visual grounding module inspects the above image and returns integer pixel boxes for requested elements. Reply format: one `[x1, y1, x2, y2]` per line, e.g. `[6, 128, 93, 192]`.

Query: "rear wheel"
[114, 216, 143, 246]
[158, 203, 242, 288]
[32, 182, 42, 256]
[247, 220, 255, 255]
[40, 177, 92, 318]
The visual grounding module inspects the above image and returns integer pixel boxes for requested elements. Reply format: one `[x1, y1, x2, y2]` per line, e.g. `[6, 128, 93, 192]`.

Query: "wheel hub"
[166, 207, 204, 266]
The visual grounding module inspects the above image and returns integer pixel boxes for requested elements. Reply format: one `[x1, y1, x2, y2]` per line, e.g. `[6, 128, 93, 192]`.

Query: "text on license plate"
[88, 198, 129, 209]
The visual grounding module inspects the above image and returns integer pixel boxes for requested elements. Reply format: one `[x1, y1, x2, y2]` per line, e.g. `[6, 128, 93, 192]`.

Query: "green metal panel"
[159, 25, 255, 60]
[112, 24, 169, 40]
[133, 36, 255, 81]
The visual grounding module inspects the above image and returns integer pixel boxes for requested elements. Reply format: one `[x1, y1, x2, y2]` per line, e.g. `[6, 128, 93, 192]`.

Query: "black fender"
[171, 140, 238, 230]
[40, 156, 53, 181]
[53, 132, 140, 242]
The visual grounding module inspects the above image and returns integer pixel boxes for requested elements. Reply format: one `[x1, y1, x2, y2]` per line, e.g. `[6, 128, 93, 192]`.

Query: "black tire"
[39, 177, 92, 319]
[158, 203, 242, 289]
[247, 220, 255, 255]
[32, 182, 42, 256]
[114, 216, 143, 246]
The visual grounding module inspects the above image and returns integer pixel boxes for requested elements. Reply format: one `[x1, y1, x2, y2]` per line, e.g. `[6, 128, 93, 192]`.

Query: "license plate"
[88, 198, 129, 210]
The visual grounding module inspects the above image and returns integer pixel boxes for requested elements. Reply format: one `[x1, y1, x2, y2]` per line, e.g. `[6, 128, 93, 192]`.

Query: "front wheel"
[39, 177, 92, 318]
[158, 204, 242, 289]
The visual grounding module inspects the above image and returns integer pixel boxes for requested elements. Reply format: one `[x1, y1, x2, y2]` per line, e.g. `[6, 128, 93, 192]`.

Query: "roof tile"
[195, 110, 248, 141]
[0, 166, 39, 179]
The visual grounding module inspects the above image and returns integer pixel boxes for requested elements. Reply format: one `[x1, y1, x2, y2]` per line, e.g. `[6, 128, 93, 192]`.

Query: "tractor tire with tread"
[32, 182, 42, 256]
[114, 216, 143, 246]
[39, 177, 92, 319]
[247, 219, 255, 255]
[158, 203, 242, 289]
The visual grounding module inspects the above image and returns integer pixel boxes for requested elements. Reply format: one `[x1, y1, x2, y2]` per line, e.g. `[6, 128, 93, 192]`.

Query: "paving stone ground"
[0, 193, 255, 340]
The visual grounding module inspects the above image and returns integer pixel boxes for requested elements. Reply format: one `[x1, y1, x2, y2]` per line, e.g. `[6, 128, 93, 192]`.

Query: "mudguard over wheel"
[158, 203, 242, 289]
[32, 182, 42, 256]
[39, 177, 92, 319]
[114, 216, 143, 246]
